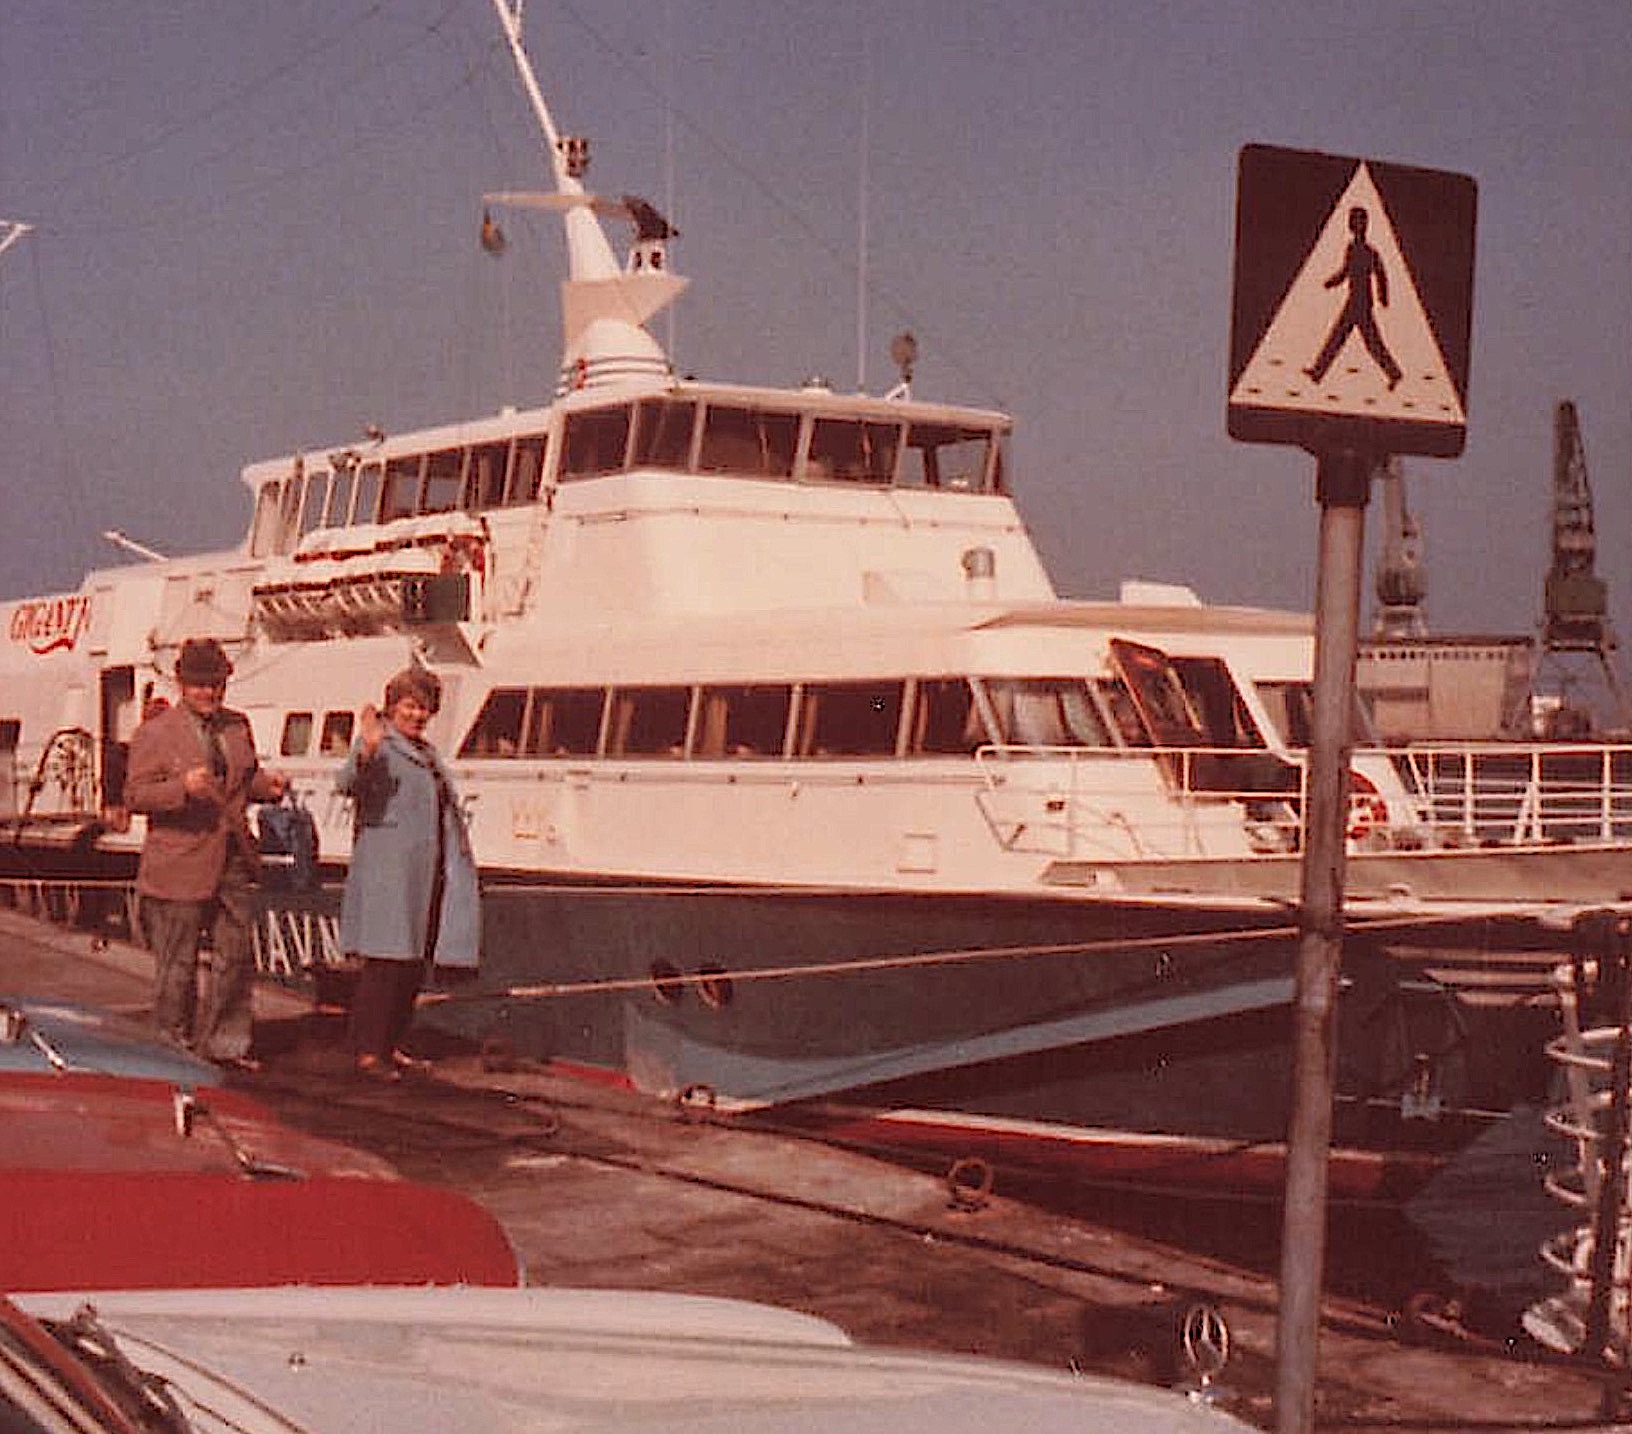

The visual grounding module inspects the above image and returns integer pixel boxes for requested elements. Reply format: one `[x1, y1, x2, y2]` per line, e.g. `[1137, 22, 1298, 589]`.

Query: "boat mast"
[487, 0, 685, 393]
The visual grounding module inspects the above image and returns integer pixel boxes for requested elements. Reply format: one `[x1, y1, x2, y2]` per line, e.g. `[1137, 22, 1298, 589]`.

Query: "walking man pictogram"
[1304, 206, 1402, 390]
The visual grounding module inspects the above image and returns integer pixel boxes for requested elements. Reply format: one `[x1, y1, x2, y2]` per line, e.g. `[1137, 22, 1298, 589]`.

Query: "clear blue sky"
[2, 0, 1628, 646]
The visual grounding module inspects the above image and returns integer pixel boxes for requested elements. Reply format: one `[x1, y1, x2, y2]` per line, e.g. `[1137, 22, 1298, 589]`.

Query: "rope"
[414, 906, 1503, 1010]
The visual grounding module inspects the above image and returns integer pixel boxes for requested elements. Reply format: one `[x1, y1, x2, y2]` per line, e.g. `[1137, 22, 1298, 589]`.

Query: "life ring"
[1347, 770, 1389, 842]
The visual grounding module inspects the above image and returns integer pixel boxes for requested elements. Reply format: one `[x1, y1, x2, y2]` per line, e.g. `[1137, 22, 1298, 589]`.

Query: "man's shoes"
[354, 1053, 403, 1083]
[216, 1054, 262, 1075]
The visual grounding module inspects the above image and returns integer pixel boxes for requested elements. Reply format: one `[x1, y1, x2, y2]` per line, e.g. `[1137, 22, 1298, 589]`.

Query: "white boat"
[1, 0, 1630, 1204]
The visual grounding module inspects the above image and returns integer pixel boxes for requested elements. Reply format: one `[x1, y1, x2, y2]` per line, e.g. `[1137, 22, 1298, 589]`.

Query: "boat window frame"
[898, 420, 1000, 493]
[506, 433, 549, 506]
[696, 402, 801, 480]
[467, 440, 511, 511]
[560, 405, 634, 483]
[791, 679, 907, 759]
[353, 460, 385, 526]
[693, 683, 794, 759]
[905, 676, 992, 756]
[327, 463, 358, 528]
[605, 685, 695, 759]
[631, 397, 700, 472]
[298, 468, 331, 538]
[380, 453, 426, 524]
[524, 686, 608, 757]
[459, 687, 529, 758]
[804, 416, 904, 486]
[318, 710, 355, 756]
[421, 448, 467, 515]
[979, 676, 1115, 749]
[249, 481, 284, 558]
[279, 711, 314, 757]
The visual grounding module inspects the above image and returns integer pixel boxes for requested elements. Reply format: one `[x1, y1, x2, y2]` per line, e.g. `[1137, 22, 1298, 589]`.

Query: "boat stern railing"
[1527, 938, 1632, 1364]
[972, 738, 1632, 862]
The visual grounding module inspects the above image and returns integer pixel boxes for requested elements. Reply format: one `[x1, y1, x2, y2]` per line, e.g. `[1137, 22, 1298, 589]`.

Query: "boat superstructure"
[4, 0, 1632, 1205]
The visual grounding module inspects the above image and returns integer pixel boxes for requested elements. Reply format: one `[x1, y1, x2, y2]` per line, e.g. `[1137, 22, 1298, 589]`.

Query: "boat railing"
[1525, 949, 1632, 1361]
[1391, 741, 1632, 846]
[972, 744, 1306, 860]
[971, 739, 1632, 861]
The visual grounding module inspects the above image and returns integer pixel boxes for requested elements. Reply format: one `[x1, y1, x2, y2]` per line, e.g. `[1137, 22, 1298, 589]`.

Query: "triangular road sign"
[1232, 164, 1461, 424]
[1228, 145, 1476, 458]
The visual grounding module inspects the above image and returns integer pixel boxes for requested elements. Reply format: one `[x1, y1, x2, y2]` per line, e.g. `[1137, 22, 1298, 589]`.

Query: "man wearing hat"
[124, 637, 287, 1071]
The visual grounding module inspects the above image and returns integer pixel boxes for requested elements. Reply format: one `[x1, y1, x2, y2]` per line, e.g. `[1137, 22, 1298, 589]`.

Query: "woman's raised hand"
[359, 702, 388, 758]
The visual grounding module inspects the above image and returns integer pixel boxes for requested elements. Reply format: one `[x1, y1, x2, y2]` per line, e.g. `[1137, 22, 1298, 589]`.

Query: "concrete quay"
[0, 903, 1623, 1432]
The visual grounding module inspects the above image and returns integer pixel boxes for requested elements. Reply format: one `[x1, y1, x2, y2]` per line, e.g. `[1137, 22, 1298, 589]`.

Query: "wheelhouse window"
[280, 712, 313, 757]
[695, 684, 791, 758]
[794, 681, 904, 757]
[632, 398, 697, 471]
[319, 710, 355, 755]
[561, 406, 632, 481]
[806, 418, 902, 485]
[1097, 679, 1152, 747]
[299, 470, 330, 536]
[421, 449, 465, 514]
[460, 688, 527, 757]
[900, 422, 1000, 492]
[698, 405, 799, 479]
[380, 455, 423, 522]
[328, 465, 357, 527]
[469, 442, 509, 510]
[608, 686, 692, 757]
[984, 679, 1111, 747]
[353, 461, 384, 525]
[508, 434, 547, 505]
[908, 678, 988, 755]
[276, 471, 305, 553]
[249, 482, 283, 558]
[524, 687, 605, 756]
[1170, 657, 1264, 749]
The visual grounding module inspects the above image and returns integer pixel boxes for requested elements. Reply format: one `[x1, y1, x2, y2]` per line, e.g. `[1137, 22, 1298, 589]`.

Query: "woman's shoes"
[390, 1049, 433, 1076]
[354, 1053, 402, 1083]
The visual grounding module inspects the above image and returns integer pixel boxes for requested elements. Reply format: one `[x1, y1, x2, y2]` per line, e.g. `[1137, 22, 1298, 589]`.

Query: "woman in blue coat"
[337, 666, 479, 1080]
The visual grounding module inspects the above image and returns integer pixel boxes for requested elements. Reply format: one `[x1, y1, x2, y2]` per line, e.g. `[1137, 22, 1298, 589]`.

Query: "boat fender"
[1347, 770, 1389, 843]
[945, 1155, 994, 1212]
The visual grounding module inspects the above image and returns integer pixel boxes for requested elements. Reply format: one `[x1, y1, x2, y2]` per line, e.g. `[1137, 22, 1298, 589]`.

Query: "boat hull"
[0, 843, 1572, 1205]
[428, 876, 1560, 1204]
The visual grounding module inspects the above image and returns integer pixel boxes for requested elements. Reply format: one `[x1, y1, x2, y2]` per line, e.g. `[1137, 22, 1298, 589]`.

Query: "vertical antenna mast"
[855, 30, 872, 393]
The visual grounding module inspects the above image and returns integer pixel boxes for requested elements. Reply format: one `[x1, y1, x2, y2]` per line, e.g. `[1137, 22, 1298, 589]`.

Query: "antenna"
[102, 530, 167, 563]
[0, 220, 33, 265]
[856, 28, 872, 393]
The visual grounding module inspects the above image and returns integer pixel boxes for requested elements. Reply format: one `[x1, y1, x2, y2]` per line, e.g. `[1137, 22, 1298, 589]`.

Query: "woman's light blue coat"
[336, 728, 480, 967]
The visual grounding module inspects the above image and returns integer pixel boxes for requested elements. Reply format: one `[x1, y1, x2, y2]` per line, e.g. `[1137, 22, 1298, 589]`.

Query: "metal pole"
[1275, 449, 1371, 1434]
[1586, 915, 1632, 1403]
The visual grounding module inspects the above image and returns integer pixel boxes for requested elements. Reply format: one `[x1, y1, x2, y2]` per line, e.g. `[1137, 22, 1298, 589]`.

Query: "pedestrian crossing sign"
[1228, 144, 1476, 459]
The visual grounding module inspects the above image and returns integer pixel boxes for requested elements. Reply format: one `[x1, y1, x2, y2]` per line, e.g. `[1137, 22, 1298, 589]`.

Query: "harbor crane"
[1530, 399, 1631, 736]
[1371, 455, 1428, 638]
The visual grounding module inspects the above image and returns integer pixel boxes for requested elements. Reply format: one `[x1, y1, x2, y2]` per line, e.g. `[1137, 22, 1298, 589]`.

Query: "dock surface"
[0, 903, 1620, 1432]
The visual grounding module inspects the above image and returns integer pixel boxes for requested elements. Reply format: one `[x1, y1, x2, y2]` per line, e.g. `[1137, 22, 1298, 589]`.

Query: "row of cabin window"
[273, 674, 1298, 766]
[250, 399, 1006, 558]
[457, 677, 1146, 763]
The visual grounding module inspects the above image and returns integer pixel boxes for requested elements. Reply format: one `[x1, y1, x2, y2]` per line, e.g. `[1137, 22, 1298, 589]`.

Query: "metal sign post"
[1227, 144, 1475, 1434]
[1274, 449, 1369, 1434]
